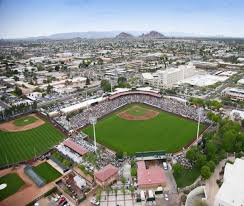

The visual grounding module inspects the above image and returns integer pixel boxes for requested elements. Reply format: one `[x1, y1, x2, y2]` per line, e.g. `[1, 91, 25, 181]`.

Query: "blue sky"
[0, 0, 244, 38]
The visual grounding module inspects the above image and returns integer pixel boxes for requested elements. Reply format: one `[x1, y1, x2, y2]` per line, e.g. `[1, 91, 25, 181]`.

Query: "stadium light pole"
[110, 78, 113, 93]
[89, 116, 97, 153]
[197, 107, 203, 139]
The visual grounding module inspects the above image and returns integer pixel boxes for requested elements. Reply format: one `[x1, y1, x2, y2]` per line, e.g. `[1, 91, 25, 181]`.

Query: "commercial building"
[214, 158, 244, 206]
[222, 87, 244, 101]
[137, 160, 166, 189]
[95, 164, 119, 187]
[142, 63, 196, 88]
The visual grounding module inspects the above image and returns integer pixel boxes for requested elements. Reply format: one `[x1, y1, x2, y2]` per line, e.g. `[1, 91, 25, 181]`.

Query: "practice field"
[0, 173, 25, 201]
[33, 162, 62, 183]
[13, 116, 38, 127]
[83, 104, 205, 155]
[0, 117, 65, 165]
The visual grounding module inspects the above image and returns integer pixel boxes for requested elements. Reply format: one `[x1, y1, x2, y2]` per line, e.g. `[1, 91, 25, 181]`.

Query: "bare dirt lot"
[0, 114, 45, 132]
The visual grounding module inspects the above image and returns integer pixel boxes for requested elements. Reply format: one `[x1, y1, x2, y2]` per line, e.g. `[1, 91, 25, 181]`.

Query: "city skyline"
[1, 0, 244, 39]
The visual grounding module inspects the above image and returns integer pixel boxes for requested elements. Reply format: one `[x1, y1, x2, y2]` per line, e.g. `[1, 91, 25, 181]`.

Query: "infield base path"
[0, 114, 45, 132]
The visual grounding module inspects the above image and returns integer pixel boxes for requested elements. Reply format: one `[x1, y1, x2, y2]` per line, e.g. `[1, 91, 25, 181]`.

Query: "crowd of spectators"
[55, 93, 206, 131]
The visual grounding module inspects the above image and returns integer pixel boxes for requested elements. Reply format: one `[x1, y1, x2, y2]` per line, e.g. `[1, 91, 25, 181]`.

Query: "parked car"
[163, 162, 168, 170]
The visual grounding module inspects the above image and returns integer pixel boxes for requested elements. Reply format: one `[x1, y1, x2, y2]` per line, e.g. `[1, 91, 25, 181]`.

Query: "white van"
[163, 162, 168, 170]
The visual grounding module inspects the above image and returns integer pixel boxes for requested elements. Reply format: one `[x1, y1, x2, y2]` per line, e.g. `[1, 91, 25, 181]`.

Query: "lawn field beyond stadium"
[83, 104, 205, 155]
[0, 173, 25, 201]
[33, 162, 62, 183]
[0, 118, 65, 165]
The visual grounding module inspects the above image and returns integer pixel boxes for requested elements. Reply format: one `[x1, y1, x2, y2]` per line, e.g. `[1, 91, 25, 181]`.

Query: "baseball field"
[0, 114, 65, 166]
[83, 104, 205, 155]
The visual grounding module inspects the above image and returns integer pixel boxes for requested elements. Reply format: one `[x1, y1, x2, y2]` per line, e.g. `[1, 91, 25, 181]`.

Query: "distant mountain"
[115, 32, 134, 39]
[140, 31, 165, 39]
[23, 31, 121, 40]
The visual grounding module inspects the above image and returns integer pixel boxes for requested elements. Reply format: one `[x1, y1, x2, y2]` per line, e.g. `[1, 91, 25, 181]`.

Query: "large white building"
[142, 63, 196, 88]
[214, 158, 244, 206]
[156, 63, 196, 87]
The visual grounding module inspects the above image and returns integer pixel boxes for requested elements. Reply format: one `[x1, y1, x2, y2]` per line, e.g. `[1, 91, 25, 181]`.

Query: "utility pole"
[197, 108, 203, 139]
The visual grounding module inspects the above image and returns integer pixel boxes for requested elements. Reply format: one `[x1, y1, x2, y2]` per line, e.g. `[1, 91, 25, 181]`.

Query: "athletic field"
[13, 116, 38, 126]
[33, 162, 62, 183]
[0, 173, 25, 201]
[83, 104, 205, 155]
[0, 116, 65, 165]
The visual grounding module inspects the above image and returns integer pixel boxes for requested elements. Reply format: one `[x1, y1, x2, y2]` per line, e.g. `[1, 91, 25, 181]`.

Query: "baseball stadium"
[67, 90, 207, 156]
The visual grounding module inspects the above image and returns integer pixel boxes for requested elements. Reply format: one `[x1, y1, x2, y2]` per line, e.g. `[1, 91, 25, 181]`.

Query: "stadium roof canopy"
[64, 139, 88, 156]
[135, 150, 166, 161]
[60, 97, 105, 114]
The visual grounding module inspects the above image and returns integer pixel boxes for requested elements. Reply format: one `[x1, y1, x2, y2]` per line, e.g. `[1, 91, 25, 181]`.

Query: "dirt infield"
[0, 114, 45, 132]
[117, 109, 159, 120]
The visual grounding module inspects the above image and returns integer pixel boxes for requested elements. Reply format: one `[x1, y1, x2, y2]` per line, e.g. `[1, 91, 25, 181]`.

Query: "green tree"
[14, 76, 19, 81]
[46, 84, 53, 94]
[14, 86, 22, 96]
[186, 146, 199, 162]
[86, 78, 90, 85]
[196, 154, 207, 169]
[223, 130, 237, 152]
[101, 79, 111, 92]
[206, 161, 215, 172]
[55, 65, 60, 71]
[201, 165, 211, 180]
[205, 140, 217, 161]
[172, 163, 184, 176]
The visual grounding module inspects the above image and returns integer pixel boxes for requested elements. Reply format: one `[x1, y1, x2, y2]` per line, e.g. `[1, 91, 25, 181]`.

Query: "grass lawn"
[0, 121, 65, 165]
[0, 173, 25, 201]
[83, 104, 205, 155]
[33, 162, 61, 183]
[13, 116, 38, 126]
[173, 166, 200, 188]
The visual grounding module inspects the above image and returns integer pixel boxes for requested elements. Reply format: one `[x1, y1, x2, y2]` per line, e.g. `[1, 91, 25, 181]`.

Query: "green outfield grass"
[13, 116, 38, 126]
[83, 104, 205, 155]
[33, 162, 61, 183]
[0, 119, 65, 165]
[0, 173, 25, 201]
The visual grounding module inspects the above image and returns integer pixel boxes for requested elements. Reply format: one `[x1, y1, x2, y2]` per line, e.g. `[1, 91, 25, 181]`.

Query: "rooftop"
[63, 139, 88, 156]
[215, 158, 244, 206]
[137, 160, 166, 187]
[95, 164, 118, 182]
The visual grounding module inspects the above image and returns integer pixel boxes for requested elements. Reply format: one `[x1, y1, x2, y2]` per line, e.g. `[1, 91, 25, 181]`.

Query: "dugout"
[135, 150, 166, 161]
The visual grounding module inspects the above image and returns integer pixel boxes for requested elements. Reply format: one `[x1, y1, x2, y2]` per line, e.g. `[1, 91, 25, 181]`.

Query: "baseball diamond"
[83, 103, 205, 155]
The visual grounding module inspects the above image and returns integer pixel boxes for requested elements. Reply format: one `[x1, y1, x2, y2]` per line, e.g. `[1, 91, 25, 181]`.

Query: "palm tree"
[114, 187, 118, 205]
[129, 185, 135, 205]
